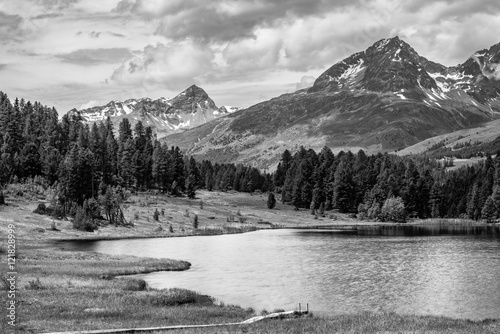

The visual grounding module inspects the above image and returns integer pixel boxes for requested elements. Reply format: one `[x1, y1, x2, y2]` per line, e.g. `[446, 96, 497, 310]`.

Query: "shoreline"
[2, 191, 499, 333]
[50, 219, 498, 243]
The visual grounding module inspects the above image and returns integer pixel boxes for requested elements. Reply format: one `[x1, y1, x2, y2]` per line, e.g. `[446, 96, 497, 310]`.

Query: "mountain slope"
[68, 85, 238, 138]
[162, 37, 500, 169]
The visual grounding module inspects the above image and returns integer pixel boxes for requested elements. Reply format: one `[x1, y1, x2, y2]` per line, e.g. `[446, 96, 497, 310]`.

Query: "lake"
[59, 226, 500, 320]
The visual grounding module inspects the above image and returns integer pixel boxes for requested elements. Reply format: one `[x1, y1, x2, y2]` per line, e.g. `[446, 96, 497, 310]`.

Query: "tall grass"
[415, 218, 479, 225]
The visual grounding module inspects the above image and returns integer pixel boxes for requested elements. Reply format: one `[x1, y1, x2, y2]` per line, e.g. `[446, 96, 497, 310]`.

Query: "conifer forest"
[1, 91, 500, 228]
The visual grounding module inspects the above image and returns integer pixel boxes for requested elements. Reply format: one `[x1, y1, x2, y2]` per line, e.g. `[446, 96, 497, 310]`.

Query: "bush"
[26, 278, 45, 290]
[380, 197, 406, 223]
[122, 278, 147, 291]
[49, 220, 59, 231]
[153, 208, 159, 221]
[134, 211, 140, 220]
[0, 190, 5, 205]
[169, 225, 174, 233]
[73, 206, 98, 232]
[148, 288, 214, 307]
[33, 203, 47, 214]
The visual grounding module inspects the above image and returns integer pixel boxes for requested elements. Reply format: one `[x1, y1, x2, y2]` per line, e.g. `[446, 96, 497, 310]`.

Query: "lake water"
[59, 226, 500, 320]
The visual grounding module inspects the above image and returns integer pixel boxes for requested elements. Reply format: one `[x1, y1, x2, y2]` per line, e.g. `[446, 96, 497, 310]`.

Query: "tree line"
[0, 92, 270, 229]
[274, 145, 500, 222]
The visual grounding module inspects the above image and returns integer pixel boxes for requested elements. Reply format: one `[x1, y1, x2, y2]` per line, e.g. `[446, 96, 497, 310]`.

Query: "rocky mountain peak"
[170, 84, 218, 112]
[310, 36, 438, 94]
[67, 85, 237, 139]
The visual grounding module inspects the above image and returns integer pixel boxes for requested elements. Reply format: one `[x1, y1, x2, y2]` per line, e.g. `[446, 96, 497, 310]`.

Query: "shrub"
[380, 196, 406, 223]
[200, 200, 204, 210]
[50, 220, 59, 231]
[184, 209, 190, 217]
[26, 278, 45, 290]
[0, 190, 5, 205]
[169, 225, 174, 233]
[33, 203, 47, 214]
[161, 208, 165, 216]
[148, 289, 214, 307]
[122, 278, 147, 291]
[134, 211, 140, 220]
[73, 206, 98, 232]
[153, 208, 159, 221]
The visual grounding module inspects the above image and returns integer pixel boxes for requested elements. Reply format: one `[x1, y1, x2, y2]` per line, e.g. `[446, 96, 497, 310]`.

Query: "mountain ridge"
[161, 36, 500, 169]
[68, 84, 239, 138]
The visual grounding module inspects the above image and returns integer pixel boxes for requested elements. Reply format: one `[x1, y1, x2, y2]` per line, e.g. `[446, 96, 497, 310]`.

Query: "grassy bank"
[168, 313, 498, 334]
[8, 245, 254, 333]
[1, 190, 498, 333]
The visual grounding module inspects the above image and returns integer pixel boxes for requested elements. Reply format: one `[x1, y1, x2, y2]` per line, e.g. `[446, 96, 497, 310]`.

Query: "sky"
[1, 0, 500, 115]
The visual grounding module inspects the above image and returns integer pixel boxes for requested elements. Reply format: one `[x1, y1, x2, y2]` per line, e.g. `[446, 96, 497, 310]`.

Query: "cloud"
[31, 13, 62, 20]
[0, 64, 7, 71]
[117, 0, 357, 43]
[33, 0, 80, 10]
[79, 99, 99, 110]
[56, 48, 133, 65]
[404, 0, 500, 18]
[295, 76, 316, 90]
[0, 11, 23, 33]
[110, 42, 215, 92]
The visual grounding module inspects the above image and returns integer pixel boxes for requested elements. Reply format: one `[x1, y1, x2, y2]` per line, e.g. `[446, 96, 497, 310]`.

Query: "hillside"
[162, 37, 500, 169]
[397, 119, 500, 156]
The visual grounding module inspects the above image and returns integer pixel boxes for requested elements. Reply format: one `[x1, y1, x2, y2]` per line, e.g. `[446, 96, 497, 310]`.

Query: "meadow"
[0, 187, 497, 333]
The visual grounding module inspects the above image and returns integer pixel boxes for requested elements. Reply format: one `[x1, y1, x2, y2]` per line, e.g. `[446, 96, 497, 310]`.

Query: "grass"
[164, 312, 498, 334]
[10, 240, 252, 333]
[411, 218, 481, 225]
[1, 189, 498, 333]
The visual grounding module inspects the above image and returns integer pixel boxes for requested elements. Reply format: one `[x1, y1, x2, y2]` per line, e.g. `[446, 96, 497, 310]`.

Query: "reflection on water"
[60, 226, 500, 320]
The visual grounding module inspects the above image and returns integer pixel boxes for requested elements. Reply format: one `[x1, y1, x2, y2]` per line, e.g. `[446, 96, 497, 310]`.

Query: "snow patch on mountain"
[68, 85, 240, 139]
[339, 59, 365, 80]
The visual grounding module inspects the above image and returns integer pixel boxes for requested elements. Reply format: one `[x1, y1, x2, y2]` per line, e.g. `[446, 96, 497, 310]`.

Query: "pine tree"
[332, 159, 354, 212]
[467, 183, 481, 220]
[267, 192, 276, 209]
[482, 196, 497, 223]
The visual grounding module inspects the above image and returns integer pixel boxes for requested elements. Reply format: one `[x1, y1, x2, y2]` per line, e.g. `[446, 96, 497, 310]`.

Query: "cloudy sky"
[1, 0, 500, 115]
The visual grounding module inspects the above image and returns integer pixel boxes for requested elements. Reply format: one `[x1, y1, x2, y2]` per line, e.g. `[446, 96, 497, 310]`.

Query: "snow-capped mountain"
[67, 85, 239, 138]
[310, 36, 500, 110]
[161, 36, 500, 169]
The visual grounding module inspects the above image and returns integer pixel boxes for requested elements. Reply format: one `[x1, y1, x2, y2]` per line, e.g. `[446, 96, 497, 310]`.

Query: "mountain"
[162, 36, 500, 169]
[67, 85, 238, 138]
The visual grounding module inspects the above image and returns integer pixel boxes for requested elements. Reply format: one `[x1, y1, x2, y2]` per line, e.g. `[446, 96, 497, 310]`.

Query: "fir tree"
[267, 192, 276, 209]
[481, 196, 497, 223]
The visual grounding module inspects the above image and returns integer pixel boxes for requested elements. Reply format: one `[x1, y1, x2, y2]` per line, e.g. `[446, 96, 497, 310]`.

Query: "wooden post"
[306, 303, 309, 313]
[299, 303, 301, 312]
